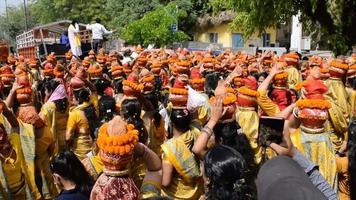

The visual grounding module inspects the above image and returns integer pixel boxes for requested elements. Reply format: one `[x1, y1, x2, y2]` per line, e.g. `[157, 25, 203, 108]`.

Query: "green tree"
[122, 3, 190, 47]
[211, 0, 356, 55]
[0, 5, 38, 46]
[105, 0, 161, 35]
[32, 0, 108, 24]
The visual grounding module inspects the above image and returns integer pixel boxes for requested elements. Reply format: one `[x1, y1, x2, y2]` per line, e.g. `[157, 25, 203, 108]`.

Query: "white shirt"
[86, 23, 112, 40]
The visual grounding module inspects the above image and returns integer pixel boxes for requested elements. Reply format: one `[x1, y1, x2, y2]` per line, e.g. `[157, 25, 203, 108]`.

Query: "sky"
[0, 0, 24, 14]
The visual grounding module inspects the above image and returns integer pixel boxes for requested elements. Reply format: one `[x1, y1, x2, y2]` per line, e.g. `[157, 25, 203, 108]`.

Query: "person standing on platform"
[68, 20, 82, 57]
[86, 18, 114, 53]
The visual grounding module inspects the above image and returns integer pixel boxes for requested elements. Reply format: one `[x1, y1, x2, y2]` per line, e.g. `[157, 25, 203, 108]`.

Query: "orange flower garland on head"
[296, 99, 331, 110]
[88, 64, 103, 78]
[273, 71, 288, 87]
[53, 65, 65, 78]
[96, 116, 139, 171]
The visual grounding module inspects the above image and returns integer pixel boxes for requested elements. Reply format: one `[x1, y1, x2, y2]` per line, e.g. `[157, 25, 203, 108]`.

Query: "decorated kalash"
[0, 46, 354, 200]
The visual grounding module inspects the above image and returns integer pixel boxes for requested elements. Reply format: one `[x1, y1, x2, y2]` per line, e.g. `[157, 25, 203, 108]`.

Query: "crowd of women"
[0, 46, 355, 200]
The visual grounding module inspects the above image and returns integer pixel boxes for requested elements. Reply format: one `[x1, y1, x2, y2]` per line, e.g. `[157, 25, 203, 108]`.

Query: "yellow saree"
[235, 107, 262, 164]
[67, 102, 94, 160]
[324, 79, 350, 150]
[40, 102, 69, 155]
[161, 127, 203, 199]
[346, 87, 356, 121]
[291, 128, 337, 190]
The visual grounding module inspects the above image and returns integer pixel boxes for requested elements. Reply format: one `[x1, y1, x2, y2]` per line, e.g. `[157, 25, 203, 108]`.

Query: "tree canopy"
[121, 2, 190, 47]
[211, 0, 356, 55]
[31, 0, 109, 24]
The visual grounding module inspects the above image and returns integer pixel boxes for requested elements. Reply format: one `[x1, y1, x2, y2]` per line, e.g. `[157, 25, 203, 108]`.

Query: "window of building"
[209, 33, 218, 43]
[232, 33, 244, 48]
[262, 33, 271, 47]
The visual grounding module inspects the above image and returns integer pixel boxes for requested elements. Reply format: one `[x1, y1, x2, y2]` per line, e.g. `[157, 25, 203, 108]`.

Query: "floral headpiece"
[97, 116, 139, 172]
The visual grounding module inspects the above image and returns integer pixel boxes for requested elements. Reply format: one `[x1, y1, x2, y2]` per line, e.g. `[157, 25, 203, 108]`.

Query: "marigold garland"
[53, 67, 64, 77]
[296, 99, 331, 109]
[97, 123, 139, 156]
[111, 65, 123, 72]
[122, 80, 144, 91]
[329, 60, 348, 70]
[223, 93, 237, 105]
[169, 87, 188, 95]
[237, 87, 259, 97]
[16, 88, 32, 94]
[0, 74, 15, 78]
[226, 87, 236, 94]
[274, 71, 288, 80]
[294, 81, 307, 90]
[176, 61, 191, 67]
[141, 75, 154, 83]
[190, 78, 205, 84]
[88, 67, 103, 76]
[349, 64, 356, 70]
[202, 57, 216, 63]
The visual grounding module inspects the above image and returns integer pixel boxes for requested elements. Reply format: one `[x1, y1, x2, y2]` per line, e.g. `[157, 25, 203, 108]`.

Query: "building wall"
[194, 22, 277, 48]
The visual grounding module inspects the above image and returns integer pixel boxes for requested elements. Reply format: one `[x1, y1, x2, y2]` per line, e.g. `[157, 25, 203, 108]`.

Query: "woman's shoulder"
[55, 189, 89, 200]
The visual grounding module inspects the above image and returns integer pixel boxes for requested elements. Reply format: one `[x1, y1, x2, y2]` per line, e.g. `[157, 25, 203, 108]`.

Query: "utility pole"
[5, 0, 8, 20]
[23, 0, 28, 31]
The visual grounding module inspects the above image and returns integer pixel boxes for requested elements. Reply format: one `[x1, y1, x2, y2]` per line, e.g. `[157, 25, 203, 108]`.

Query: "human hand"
[210, 96, 226, 123]
[10, 80, 23, 93]
[269, 65, 281, 77]
[268, 125, 294, 157]
[214, 80, 226, 97]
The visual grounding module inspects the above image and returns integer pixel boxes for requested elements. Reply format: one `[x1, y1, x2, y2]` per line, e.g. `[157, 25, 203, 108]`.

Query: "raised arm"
[258, 65, 279, 91]
[192, 96, 223, 159]
[0, 100, 19, 129]
[101, 25, 113, 35]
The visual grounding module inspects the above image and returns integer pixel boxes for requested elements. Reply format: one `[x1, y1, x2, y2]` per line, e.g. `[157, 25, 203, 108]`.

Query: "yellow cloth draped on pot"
[257, 90, 280, 116]
[67, 102, 94, 160]
[346, 87, 356, 120]
[235, 107, 262, 163]
[35, 124, 57, 199]
[40, 102, 69, 155]
[324, 79, 350, 150]
[197, 93, 210, 125]
[286, 66, 302, 89]
[291, 128, 337, 190]
[161, 127, 203, 199]
[82, 153, 103, 181]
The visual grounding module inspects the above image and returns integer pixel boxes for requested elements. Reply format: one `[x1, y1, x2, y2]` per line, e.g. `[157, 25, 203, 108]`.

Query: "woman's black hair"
[348, 120, 356, 200]
[113, 78, 124, 94]
[254, 72, 268, 82]
[170, 109, 191, 133]
[121, 99, 148, 143]
[348, 76, 356, 90]
[213, 121, 258, 196]
[73, 88, 98, 139]
[50, 150, 94, 198]
[92, 78, 110, 96]
[204, 145, 252, 200]
[143, 93, 162, 127]
[45, 79, 68, 113]
[71, 20, 78, 26]
[98, 95, 116, 124]
[204, 72, 218, 98]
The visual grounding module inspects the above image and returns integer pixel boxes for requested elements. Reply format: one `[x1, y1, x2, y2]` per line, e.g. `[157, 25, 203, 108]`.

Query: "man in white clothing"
[86, 18, 114, 53]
